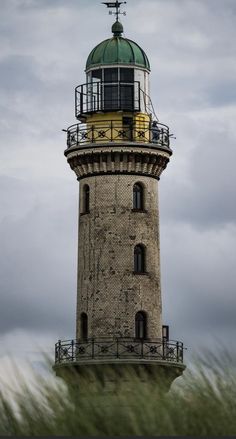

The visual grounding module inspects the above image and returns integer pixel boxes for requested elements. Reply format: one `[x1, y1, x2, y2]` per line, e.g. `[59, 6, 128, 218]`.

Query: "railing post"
[118, 82, 121, 110]
[55, 344, 58, 363]
[176, 341, 180, 362]
[80, 88, 83, 115]
[97, 82, 100, 111]
[167, 129, 170, 148]
[75, 88, 77, 119]
[92, 125, 94, 143]
[138, 83, 141, 112]
[162, 338, 166, 360]
[130, 122, 133, 142]
[141, 339, 144, 359]
[58, 340, 61, 363]
[71, 339, 74, 361]
[76, 124, 79, 145]
[149, 121, 152, 143]
[92, 338, 94, 359]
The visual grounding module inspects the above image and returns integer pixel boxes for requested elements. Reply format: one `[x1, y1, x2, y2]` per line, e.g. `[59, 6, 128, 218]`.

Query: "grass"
[0, 351, 236, 436]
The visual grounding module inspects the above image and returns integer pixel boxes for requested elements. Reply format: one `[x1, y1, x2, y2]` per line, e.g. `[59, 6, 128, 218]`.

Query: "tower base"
[54, 360, 185, 396]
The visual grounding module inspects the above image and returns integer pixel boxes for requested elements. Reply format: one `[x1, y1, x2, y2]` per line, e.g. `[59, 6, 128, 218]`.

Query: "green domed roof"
[86, 22, 150, 71]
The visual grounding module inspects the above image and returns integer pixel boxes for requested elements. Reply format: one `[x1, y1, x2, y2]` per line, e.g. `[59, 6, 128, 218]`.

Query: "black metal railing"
[65, 120, 170, 149]
[55, 338, 184, 365]
[75, 81, 141, 117]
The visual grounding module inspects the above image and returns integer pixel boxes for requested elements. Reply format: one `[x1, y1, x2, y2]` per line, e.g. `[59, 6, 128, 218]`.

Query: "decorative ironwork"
[98, 130, 106, 138]
[55, 338, 184, 365]
[65, 119, 170, 149]
[137, 130, 145, 138]
[102, 1, 127, 22]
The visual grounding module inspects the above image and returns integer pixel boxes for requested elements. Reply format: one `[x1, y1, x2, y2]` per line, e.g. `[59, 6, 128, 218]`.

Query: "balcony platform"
[54, 338, 185, 392]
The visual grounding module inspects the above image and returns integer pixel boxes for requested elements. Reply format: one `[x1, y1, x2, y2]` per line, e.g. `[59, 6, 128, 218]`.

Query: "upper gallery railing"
[75, 81, 141, 117]
[55, 338, 184, 365]
[65, 120, 170, 149]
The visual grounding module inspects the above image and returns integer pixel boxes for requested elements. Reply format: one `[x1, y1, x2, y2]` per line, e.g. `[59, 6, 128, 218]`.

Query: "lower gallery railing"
[65, 120, 170, 149]
[55, 338, 184, 365]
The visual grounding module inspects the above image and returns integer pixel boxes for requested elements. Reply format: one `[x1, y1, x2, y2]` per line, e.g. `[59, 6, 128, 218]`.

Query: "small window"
[134, 244, 146, 273]
[133, 183, 144, 210]
[135, 311, 147, 339]
[83, 185, 90, 214]
[81, 313, 88, 340]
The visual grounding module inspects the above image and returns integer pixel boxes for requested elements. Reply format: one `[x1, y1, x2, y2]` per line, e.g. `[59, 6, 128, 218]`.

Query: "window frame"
[88, 67, 134, 84]
[135, 311, 147, 339]
[134, 244, 146, 274]
[81, 184, 90, 215]
[87, 67, 136, 112]
[133, 182, 145, 211]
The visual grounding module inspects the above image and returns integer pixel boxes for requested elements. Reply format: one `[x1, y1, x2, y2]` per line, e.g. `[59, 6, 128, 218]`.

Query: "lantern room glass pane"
[92, 69, 102, 81]
[120, 68, 134, 82]
[103, 84, 119, 110]
[104, 68, 118, 82]
[120, 84, 134, 110]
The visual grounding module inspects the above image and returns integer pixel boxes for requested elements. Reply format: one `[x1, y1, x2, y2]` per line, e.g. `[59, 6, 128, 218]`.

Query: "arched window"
[81, 313, 88, 340]
[83, 185, 90, 214]
[135, 311, 147, 339]
[133, 183, 144, 210]
[134, 244, 145, 273]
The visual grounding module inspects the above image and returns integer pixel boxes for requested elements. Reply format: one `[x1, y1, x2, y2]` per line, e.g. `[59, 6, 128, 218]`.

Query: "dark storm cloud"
[0, 0, 235, 363]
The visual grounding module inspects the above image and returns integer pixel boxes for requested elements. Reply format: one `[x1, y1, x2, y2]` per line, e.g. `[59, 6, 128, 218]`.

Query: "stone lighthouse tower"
[54, 1, 185, 390]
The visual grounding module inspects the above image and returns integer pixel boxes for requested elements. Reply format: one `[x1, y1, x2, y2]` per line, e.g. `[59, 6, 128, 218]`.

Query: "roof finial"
[102, 1, 127, 22]
[112, 20, 124, 37]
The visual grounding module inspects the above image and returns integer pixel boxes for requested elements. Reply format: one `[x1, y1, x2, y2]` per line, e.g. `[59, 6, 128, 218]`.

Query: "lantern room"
[75, 20, 151, 120]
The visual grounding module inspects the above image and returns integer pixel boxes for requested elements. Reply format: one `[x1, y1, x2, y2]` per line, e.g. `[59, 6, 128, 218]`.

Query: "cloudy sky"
[0, 0, 236, 382]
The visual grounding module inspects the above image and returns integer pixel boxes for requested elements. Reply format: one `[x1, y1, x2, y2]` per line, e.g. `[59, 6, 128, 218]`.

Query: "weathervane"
[102, 1, 127, 22]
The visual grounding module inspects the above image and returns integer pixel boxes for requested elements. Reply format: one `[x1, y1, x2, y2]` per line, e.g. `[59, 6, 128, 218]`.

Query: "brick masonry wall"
[76, 174, 163, 340]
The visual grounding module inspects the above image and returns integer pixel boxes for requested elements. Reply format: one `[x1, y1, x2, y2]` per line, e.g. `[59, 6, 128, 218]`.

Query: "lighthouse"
[54, 1, 185, 391]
